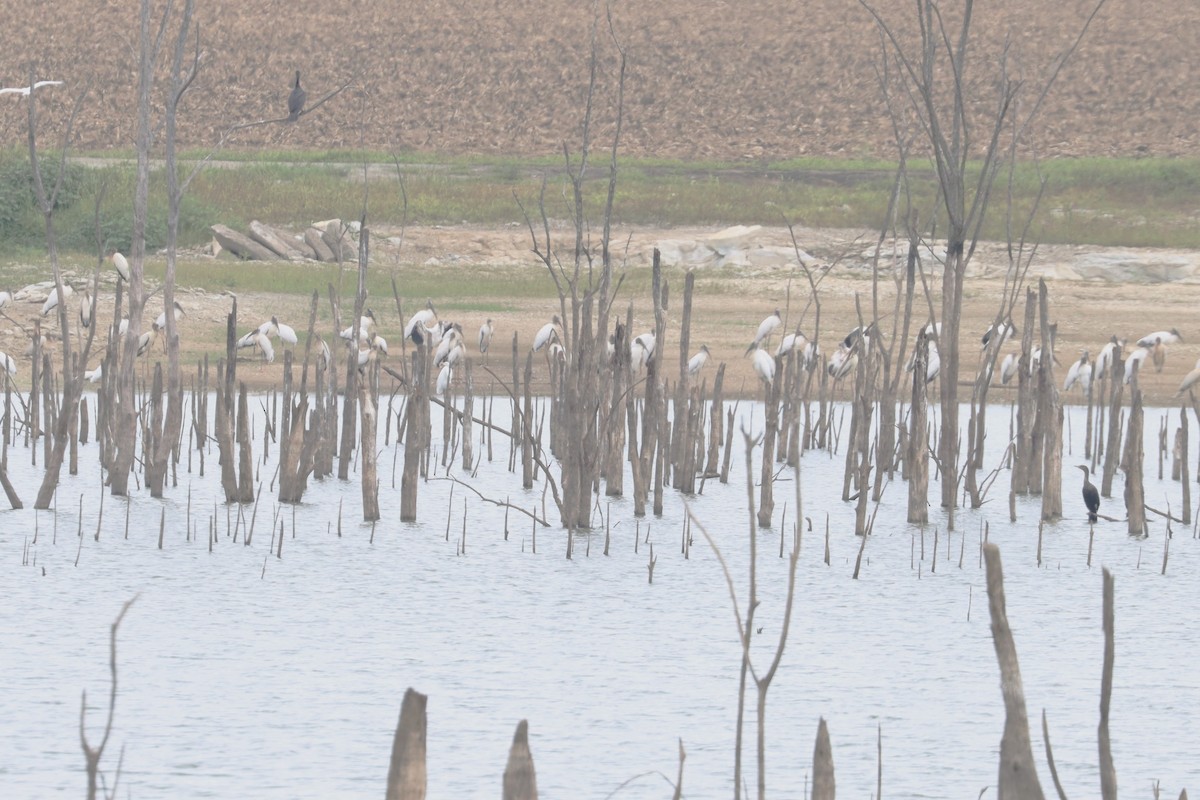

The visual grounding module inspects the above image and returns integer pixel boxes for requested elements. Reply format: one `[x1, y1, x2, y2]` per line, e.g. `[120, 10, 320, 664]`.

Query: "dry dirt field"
[0, 0, 1197, 160]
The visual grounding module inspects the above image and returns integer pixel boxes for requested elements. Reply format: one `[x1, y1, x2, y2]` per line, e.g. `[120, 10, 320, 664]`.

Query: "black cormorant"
[1076, 465, 1100, 523]
[287, 70, 306, 122]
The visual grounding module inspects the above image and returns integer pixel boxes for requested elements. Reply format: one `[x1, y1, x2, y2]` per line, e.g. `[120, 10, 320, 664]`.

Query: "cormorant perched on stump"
[287, 70, 306, 121]
[1076, 465, 1100, 523]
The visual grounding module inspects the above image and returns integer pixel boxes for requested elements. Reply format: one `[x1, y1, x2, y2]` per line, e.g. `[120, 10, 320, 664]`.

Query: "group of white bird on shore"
[0, 251, 186, 384]
[4, 254, 1196, 407]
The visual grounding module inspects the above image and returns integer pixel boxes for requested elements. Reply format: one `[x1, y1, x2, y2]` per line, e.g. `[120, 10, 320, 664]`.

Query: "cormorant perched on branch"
[1076, 465, 1100, 523]
[287, 70, 306, 122]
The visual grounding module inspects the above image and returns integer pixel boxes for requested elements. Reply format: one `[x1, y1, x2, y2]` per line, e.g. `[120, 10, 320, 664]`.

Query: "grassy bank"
[1, 149, 1199, 257]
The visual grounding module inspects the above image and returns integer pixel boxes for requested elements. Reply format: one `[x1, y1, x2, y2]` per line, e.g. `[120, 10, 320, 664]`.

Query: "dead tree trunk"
[1038, 282, 1062, 521]
[983, 543, 1046, 800]
[1123, 379, 1146, 536]
[908, 330, 930, 524]
[502, 720, 539, 800]
[385, 688, 427, 800]
[360, 358, 380, 522]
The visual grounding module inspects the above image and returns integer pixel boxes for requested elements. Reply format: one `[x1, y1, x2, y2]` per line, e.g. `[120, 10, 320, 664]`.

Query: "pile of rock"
[210, 219, 360, 263]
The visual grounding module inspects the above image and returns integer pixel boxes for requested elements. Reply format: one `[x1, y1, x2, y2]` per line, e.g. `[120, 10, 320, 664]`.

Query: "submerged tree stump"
[502, 719, 539, 800]
[812, 717, 836, 800]
[385, 688, 427, 800]
[983, 543, 1046, 800]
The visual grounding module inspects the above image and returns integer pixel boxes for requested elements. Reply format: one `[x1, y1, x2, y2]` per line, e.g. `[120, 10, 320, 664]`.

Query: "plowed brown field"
[1, 0, 1196, 160]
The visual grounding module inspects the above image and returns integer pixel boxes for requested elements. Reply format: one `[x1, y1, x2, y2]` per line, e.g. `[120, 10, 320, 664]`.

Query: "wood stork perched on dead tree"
[41, 285, 73, 316]
[1063, 351, 1092, 398]
[745, 309, 782, 355]
[532, 315, 561, 353]
[1177, 357, 1200, 397]
[109, 251, 130, 283]
[687, 344, 711, 377]
[404, 301, 437, 343]
[981, 318, 1017, 350]
[752, 345, 775, 386]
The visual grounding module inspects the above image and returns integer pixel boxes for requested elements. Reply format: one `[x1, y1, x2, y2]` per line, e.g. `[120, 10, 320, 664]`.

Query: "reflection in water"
[1, 397, 1197, 798]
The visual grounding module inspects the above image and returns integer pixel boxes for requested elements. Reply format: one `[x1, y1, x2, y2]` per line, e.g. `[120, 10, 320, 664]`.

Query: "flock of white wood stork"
[1, 257, 1194, 406]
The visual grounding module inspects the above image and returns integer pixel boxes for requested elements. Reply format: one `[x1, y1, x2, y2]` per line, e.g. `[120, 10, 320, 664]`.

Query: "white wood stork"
[41, 285, 73, 316]
[687, 344, 711, 376]
[532, 315, 562, 352]
[478, 319, 494, 354]
[1123, 347, 1149, 384]
[1137, 328, 1182, 348]
[109, 251, 130, 283]
[1176, 357, 1200, 397]
[745, 309, 782, 355]
[1063, 351, 1092, 398]
[752, 346, 776, 386]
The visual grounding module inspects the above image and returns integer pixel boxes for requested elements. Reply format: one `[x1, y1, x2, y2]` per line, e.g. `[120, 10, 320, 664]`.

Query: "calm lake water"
[1, 394, 1198, 798]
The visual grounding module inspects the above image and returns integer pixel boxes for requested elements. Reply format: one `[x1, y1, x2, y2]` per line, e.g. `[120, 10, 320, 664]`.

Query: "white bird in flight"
[0, 80, 63, 97]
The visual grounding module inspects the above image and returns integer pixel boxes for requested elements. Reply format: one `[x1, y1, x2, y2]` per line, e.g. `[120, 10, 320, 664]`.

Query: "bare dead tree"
[148, 0, 201, 498]
[23, 69, 102, 508]
[982, 543, 1046, 799]
[515, 7, 627, 530]
[863, 0, 1110, 520]
[80, 596, 137, 800]
[687, 427, 801, 800]
[110, 0, 169, 496]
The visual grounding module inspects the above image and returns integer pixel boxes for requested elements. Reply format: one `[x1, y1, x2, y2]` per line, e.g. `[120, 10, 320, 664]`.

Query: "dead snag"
[983, 543, 1046, 800]
[1123, 380, 1146, 536]
[1098, 568, 1117, 800]
[385, 688, 427, 800]
[80, 596, 137, 800]
[502, 719, 539, 800]
[812, 717, 836, 800]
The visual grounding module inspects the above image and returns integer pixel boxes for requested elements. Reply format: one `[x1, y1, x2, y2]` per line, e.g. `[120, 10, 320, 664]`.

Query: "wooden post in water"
[1012, 289, 1037, 494]
[1100, 349, 1126, 497]
[360, 357, 380, 521]
[1038, 281, 1063, 521]
[757, 357, 781, 528]
[1123, 374, 1146, 537]
[400, 344, 429, 522]
[461, 360, 474, 472]
[502, 720, 539, 800]
[236, 383, 254, 502]
[521, 353, 534, 490]
[604, 320, 628, 496]
[908, 329, 929, 524]
[1181, 407, 1191, 525]
[812, 717, 836, 800]
[384, 688, 427, 800]
[982, 543, 1046, 800]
